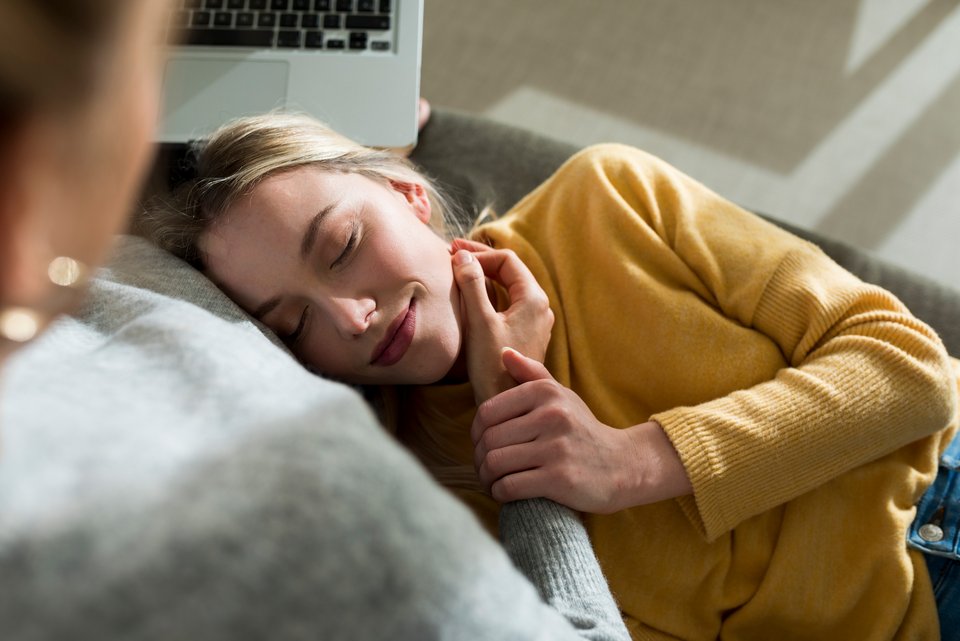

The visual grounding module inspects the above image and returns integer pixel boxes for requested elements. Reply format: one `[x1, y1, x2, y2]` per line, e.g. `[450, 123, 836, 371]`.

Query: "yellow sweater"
[398, 144, 960, 640]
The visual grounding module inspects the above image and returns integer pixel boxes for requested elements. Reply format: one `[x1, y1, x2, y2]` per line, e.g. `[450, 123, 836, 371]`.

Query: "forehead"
[245, 165, 340, 216]
[204, 169, 315, 257]
[198, 167, 386, 304]
[205, 165, 364, 252]
[200, 168, 330, 298]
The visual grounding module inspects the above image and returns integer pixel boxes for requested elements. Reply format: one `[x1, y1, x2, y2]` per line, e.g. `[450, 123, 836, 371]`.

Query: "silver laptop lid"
[159, 0, 422, 147]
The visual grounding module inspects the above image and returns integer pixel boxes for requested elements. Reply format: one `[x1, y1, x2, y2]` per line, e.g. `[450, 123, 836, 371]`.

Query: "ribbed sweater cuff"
[500, 498, 630, 641]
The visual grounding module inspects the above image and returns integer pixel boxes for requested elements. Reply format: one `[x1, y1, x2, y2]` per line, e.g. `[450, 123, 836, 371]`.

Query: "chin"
[436, 338, 467, 385]
[401, 330, 462, 386]
[419, 347, 464, 385]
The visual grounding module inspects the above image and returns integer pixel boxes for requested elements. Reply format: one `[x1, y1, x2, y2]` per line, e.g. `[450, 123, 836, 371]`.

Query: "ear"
[389, 179, 432, 224]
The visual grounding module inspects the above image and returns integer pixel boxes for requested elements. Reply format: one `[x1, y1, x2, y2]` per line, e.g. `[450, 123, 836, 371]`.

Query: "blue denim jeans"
[908, 431, 960, 640]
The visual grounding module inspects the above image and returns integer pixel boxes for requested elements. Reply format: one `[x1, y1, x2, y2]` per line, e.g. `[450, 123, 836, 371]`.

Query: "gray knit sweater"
[0, 236, 629, 640]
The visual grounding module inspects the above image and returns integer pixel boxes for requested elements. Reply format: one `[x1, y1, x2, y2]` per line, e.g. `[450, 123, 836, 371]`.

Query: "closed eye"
[283, 307, 310, 345]
[331, 217, 360, 269]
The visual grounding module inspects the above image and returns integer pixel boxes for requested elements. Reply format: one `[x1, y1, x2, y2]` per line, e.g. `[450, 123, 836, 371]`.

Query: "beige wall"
[422, 0, 960, 290]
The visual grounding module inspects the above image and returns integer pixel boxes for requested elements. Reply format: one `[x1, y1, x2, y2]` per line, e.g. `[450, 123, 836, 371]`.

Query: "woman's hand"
[471, 348, 693, 514]
[451, 239, 554, 404]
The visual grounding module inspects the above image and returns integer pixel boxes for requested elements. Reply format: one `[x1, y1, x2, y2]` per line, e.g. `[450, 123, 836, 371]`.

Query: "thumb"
[452, 249, 494, 323]
[502, 347, 552, 384]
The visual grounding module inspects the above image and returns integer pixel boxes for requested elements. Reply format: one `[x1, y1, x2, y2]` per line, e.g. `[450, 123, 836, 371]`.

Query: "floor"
[420, 0, 960, 291]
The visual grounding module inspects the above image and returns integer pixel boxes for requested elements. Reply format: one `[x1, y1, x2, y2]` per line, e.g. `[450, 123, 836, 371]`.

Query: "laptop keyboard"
[172, 0, 395, 52]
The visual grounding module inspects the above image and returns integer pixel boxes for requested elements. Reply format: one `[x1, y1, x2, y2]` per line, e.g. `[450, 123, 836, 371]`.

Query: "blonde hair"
[0, 0, 128, 123]
[143, 111, 465, 268]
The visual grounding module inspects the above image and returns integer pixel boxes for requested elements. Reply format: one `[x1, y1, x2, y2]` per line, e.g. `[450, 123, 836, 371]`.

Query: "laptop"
[159, 0, 423, 147]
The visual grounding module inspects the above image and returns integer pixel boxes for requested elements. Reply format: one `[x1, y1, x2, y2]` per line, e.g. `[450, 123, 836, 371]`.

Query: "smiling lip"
[370, 299, 416, 367]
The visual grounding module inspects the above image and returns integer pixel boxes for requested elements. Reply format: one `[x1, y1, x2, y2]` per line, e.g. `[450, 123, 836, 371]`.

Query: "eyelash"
[331, 218, 360, 269]
[285, 217, 360, 345]
[283, 307, 310, 345]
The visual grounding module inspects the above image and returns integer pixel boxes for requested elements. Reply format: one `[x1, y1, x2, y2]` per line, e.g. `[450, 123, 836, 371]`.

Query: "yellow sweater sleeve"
[483, 144, 958, 542]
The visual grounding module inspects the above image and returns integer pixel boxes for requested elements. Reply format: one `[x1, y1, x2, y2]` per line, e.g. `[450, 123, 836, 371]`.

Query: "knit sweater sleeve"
[498, 144, 958, 542]
[605, 144, 957, 540]
[501, 499, 631, 641]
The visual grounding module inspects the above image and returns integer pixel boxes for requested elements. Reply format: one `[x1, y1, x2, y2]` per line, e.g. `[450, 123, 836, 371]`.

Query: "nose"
[328, 296, 375, 337]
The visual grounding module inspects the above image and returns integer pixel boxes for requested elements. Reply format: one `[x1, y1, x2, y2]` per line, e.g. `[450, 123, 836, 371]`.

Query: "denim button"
[909, 430, 960, 559]
[921, 523, 946, 542]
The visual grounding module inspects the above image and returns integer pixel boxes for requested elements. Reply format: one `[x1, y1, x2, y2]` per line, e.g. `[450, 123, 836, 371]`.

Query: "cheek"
[301, 348, 347, 378]
[422, 237, 461, 333]
[294, 312, 362, 379]
[427, 252, 465, 362]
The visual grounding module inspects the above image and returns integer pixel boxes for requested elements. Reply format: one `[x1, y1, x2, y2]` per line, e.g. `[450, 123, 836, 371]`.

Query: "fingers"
[451, 250, 495, 324]
[470, 380, 545, 443]
[450, 238, 490, 253]
[476, 440, 541, 493]
[489, 468, 566, 505]
[451, 240, 544, 305]
[417, 97, 431, 131]
[502, 347, 552, 384]
[471, 351, 559, 434]
[474, 251, 541, 302]
[473, 413, 541, 469]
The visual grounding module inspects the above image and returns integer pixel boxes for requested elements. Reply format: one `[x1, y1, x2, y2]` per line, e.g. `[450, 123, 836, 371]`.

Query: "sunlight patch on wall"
[845, 0, 930, 74]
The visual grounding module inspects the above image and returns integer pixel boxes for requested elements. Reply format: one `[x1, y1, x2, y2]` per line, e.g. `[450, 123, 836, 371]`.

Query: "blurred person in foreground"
[0, 2, 630, 640]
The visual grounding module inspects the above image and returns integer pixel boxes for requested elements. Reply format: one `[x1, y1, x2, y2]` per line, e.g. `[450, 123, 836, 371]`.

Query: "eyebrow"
[300, 202, 338, 260]
[253, 202, 338, 322]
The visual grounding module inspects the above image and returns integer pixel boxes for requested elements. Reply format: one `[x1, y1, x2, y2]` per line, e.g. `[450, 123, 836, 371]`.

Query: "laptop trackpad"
[161, 59, 290, 139]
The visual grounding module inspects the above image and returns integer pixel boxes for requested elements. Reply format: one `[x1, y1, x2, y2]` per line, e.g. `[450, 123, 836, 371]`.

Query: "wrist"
[622, 420, 693, 509]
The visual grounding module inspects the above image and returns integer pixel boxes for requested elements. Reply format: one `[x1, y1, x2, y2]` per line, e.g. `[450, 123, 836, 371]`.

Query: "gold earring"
[0, 256, 89, 344]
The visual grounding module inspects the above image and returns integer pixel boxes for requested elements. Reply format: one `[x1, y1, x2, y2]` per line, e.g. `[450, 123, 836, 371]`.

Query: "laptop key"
[292, 0, 310, 9]
[184, 28, 275, 47]
[378, 0, 390, 13]
[345, 15, 389, 30]
[305, 30, 323, 48]
[357, 0, 375, 12]
[277, 30, 302, 47]
[271, 0, 289, 9]
[370, 40, 390, 51]
[301, 14, 319, 28]
[336, 0, 352, 12]
[326, 38, 345, 49]
[236, 11, 254, 26]
[280, 13, 298, 27]
[349, 32, 367, 49]
[192, 10, 212, 26]
[249, 0, 267, 8]
[227, 0, 246, 8]
[314, 0, 331, 10]
[214, 11, 233, 26]
[323, 14, 341, 28]
[205, 0, 224, 8]
[258, 12, 277, 27]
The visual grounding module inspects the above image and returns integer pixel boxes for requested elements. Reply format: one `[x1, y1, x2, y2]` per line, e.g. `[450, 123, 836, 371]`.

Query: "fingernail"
[454, 250, 473, 266]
